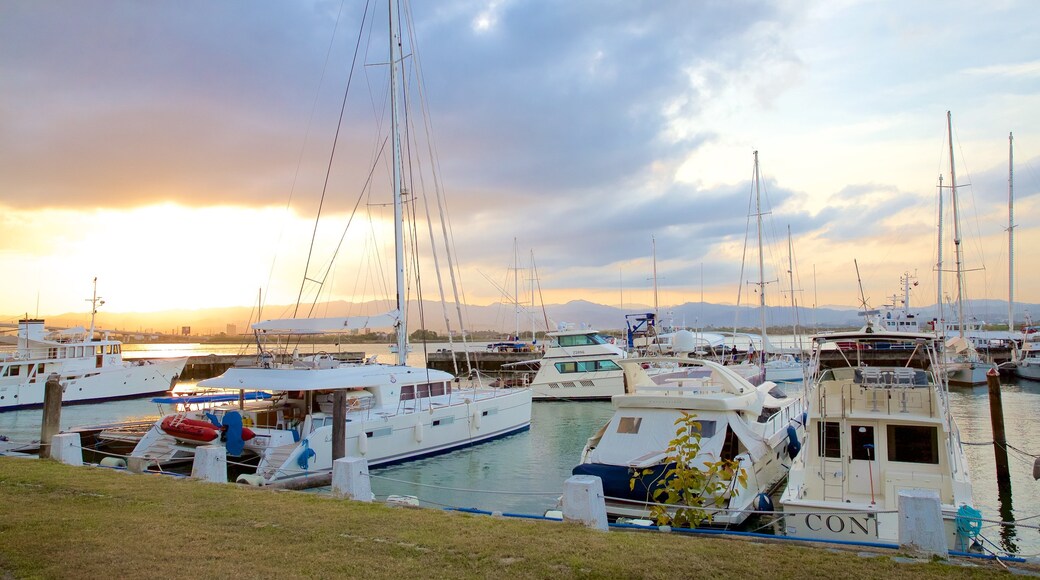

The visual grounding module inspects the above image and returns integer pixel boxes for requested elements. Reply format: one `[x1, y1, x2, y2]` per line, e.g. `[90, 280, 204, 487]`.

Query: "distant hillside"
[3, 297, 1034, 337]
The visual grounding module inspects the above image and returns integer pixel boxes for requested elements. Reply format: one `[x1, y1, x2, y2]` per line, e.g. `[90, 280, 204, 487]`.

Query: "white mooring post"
[562, 475, 609, 531]
[50, 433, 82, 466]
[332, 456, 373, 502]
[191, 445, 228, 483]
[897, 489, 948, 558]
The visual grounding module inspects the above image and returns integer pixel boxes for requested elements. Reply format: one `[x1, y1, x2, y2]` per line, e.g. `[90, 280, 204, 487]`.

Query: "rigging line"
[733, 157, 756, 334]
[304, 136, 391, 319]
[262, 0, 350, 317]
[293, 0, 373, 318]
[403, 0, 473, 371]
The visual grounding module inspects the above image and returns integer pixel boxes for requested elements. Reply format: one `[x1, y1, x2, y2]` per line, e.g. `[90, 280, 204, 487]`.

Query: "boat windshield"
[557, 333, 609, 347]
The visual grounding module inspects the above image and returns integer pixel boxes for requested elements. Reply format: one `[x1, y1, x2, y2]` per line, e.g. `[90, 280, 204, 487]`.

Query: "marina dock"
[425, 347, 541, 375]
[177, 351, 366, 380]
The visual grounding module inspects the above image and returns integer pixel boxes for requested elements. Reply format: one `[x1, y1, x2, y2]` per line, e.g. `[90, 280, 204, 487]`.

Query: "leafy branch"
[630, 412, 747, 527]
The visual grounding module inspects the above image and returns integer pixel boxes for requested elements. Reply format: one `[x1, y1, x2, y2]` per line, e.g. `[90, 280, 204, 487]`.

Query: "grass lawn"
[0, 458, 1021, 579]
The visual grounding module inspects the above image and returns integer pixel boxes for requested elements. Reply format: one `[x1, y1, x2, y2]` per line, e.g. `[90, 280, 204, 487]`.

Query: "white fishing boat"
[0, 282, 186, 411]
[780, 330, 975, 548]
[573, 356, 806, 526]
[128, 1, 530, 485]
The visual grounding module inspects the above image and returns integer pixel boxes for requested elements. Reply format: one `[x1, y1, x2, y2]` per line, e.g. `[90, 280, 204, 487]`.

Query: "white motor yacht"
[572, 357, 806, 526]
[0, 310, 186, 411]
[780, 330, 975, 548]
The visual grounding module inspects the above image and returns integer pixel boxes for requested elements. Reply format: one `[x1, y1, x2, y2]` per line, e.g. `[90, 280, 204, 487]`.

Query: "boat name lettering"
[805, 514, 874, 536]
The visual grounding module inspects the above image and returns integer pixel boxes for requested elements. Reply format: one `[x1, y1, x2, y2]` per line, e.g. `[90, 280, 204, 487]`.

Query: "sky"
[2, 0, 1039, 325]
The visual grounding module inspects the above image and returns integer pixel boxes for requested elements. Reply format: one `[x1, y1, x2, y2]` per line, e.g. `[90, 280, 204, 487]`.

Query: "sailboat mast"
[787, 225, 801, 351]
[947, 111, 965, 340]
[1009, 132, 1015, 333]
[651, 236, 659, 320]
[514, 238, 520, 340]
[390, 1, 407, 366]
[754, 151, 767, 364]
[936, 173, 944, 336]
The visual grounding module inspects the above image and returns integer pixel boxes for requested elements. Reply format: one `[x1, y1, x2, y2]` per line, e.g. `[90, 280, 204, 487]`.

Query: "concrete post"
[897, 489, 947, 558]
[191, 445, 228, 483]
[332, 456, 372, 502]
[40, 373, 63, 459]
[51, 432, 82, 466]
[562, 475, 609, 531]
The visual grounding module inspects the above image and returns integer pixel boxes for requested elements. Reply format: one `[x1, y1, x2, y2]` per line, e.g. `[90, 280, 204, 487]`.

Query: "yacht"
[522, 326, 630, 401]
[780, 330, 974, 547]
[0, 288, 186, 411]
[572, 357, 806, 526]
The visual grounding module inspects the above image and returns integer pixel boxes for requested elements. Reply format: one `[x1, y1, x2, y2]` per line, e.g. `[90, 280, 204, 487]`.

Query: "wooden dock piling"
[986, 367, 1012, 493]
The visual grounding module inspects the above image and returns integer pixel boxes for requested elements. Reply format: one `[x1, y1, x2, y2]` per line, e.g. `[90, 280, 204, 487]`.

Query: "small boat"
[780, 330, 975, 548]
[572, 356, 806, 526]
[159, 415, 256, 445]
[1013, 337, 1040, 381]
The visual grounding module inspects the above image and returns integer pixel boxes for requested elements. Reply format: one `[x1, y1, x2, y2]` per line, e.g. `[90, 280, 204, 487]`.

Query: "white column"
[51, 433, 82, 466]
[332, 456, 373, 502]
[191, 445, 227, 483]
[562, 475, 608, 531]
[897, 489, 947, 558]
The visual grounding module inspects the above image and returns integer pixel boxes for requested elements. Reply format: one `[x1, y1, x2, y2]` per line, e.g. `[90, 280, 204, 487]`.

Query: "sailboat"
[747, 152, 803, 384]
[937, 112, 992, 387]
[128, 2, 531, 484]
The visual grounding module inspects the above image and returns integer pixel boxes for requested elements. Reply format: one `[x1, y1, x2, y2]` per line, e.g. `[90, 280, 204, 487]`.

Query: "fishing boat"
[572, 356, 806, 526]
[126, 1, 530, 485]
[0, 281, 186, 411]
[780, 330, 975, 548]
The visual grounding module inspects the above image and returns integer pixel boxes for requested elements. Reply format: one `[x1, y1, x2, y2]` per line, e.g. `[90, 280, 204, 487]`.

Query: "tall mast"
[947, 111, 965, 339]
[936, 173, 944, 336]
[1008, 132, 1015, 332]
[651, 236, 659, 320]
[390, 1, 407, 365]
[787, 225, 801, 352]
[754, 151, 767, 363]
[513, 238, 520, 340]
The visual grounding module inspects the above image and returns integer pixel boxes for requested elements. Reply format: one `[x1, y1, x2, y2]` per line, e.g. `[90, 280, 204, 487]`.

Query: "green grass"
[0, 458, 1018, 579]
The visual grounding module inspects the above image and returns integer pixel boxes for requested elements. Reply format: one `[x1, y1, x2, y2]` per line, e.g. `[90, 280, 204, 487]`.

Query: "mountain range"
[3, 298, 1033, 337]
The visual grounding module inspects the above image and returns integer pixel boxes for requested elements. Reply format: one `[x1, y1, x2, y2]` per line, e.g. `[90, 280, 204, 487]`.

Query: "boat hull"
[0, 357, 187, 411]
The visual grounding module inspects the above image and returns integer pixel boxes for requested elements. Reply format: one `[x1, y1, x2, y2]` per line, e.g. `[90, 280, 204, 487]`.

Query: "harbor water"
[2, 341, 1038, 555]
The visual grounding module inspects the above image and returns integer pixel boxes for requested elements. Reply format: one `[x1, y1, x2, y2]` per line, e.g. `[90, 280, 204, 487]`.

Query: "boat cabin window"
[48, 348, 57, 359]
[689, 420, 716, 438]
[817, 421, 841, 458]
[616, 417, 642, 434]
[3, 365, 21, 377]
[757, 407, 780, 423]
[887, 425, 939, 464]
[555, 359, 621, 374]
[767, 386, 787, 399]
[400, 381, 450, 401]
[557, 333, 607, 347]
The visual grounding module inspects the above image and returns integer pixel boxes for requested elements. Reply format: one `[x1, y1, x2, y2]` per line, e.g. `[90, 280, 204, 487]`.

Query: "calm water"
[3, 342, 1038, 555]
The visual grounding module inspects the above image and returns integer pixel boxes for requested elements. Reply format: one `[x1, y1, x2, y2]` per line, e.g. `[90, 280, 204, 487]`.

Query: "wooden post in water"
[40, 373, 63, 459]
[332, 390, 346, 461]
[986, 367, 1011, 492]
